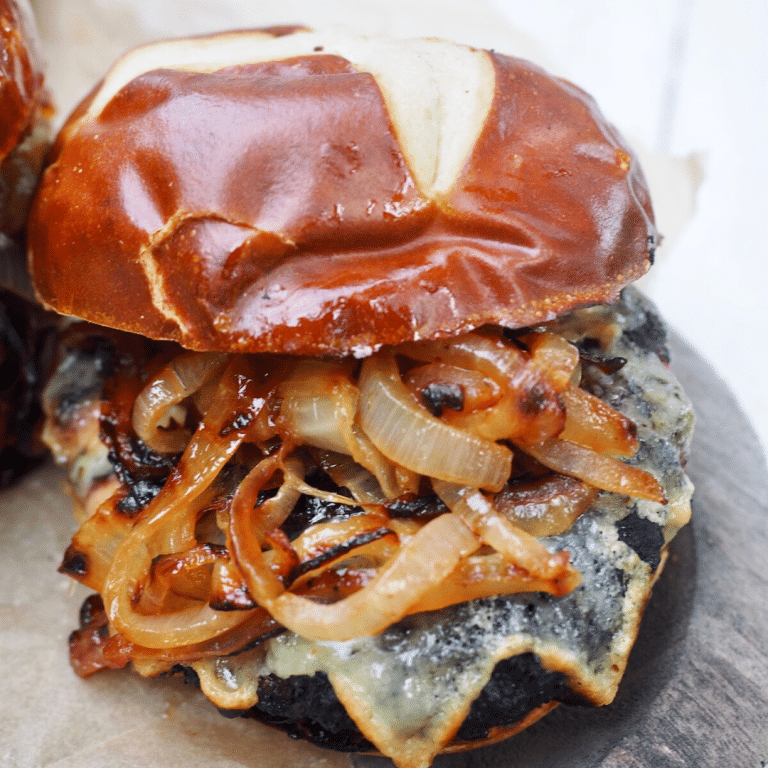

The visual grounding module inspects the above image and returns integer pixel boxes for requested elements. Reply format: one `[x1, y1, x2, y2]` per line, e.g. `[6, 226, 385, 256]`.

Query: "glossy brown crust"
[0, 0, 50, 235]
[28, 31, 656, 355]
[0, 0, 44, 156]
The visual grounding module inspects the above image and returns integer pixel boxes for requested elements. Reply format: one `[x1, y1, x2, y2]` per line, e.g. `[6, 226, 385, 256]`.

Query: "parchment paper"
[2, 2, 701, 766]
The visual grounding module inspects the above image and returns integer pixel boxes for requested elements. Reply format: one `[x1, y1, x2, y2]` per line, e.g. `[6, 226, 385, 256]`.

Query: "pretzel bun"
[0, 0, 52, 487]
[27, 27, 656, 356]
[0, 0, 50, 236]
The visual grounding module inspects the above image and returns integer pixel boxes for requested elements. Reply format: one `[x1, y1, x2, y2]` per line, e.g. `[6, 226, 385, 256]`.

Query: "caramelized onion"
[263, 512, 481, 641]
[60, 315, 673, 666]
[279, 360, 405, 499]
[68, 595, 113, 678]
[524, 439, 667, 503]
[231, 454, 306, 546]
[410, 551, 576, 612]
[278, 360, 357, 454]
[138, 543, 225, 614]
[61, 498, 135, 591]
[343, 419, 406, 500]
[103, 359, 275, 648]
[230, 453, 484, 640]
[398, 332, 566, 444]
[292, 563, 379, 602]
[104, 607, 281, 666]
[289, 512, 394, 569]
[103, 474, 259, 649]
[210, 559, 258, 610]
[432, 479, 581, 591]
[404, 362, 501, 414]
[493, 475, 599, 537]
[358, 352, 512, 492]
[132, 352, 229, 453]
[227, 453, 293, 605]
[521, 331, 580, 390]
[559, 385, 639, 457]
[313, 450, 389, 504]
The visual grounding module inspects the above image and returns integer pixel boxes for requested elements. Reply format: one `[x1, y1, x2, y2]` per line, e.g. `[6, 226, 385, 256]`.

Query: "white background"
[32, 0, 768, 460]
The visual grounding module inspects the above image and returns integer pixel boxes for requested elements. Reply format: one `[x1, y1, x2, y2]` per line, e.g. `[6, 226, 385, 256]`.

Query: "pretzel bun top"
[27, 27, 656, 356]
[1, 0, 50, 235]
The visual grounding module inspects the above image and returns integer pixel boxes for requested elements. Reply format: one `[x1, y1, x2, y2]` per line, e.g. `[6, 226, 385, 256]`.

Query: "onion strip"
[409, 551, 576, 613]
[433, 478, 580, 591]
[132, 352, 229, 453]
[493, 475, 599, 537]
[278, 360, 357, 455]
[524, 439, 667, 504]
[227, 452, 292, 605]
[289, 513, 394, 569]
[278, 360, 405, 499]
[263, 512, 481, 641]
[137, 543, 224, 614]
[313, 450, 389, 504]
[398, 332, 566, 444]
[102, 358, 273, 648]
[521, 331, 580, 390]
[102, 608, 282, 668]
[559, 385, 638, 457]
[359, 352, 512, 492]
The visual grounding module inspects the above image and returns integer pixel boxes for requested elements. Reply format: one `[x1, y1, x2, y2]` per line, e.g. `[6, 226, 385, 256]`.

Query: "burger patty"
[193, 503, 660, 754]
[178, 288, 693, 761]
[50, 287, 694, 764]
[243, 652, 576, 751]
[201, 650, 573, 752]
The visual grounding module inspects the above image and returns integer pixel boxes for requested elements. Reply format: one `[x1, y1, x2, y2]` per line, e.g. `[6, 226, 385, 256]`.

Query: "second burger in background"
[0, 0, 53, 486]
[27, 27, 694, 768]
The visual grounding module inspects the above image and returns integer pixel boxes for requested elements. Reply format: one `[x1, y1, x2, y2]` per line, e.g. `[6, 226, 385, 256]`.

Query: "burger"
[27, 27, 694, 768]
[0, 0, 52, 487]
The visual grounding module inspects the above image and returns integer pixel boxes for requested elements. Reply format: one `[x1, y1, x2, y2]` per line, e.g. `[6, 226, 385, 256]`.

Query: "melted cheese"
[255, 289, 695, 765]
[44, 288, 695, 768]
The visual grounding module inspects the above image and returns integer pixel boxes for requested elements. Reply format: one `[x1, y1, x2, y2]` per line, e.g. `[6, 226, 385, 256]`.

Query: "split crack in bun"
[28, 26, 656, 356]
[27, 26, 693, 768]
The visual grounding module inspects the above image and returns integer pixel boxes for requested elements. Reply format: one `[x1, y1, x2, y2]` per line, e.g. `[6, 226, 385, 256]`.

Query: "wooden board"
[353, 333, 768, 768]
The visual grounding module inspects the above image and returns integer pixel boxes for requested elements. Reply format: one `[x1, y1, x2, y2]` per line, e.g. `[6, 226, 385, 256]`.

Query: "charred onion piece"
[398, 332, 566, 444]
[410, 551, 577, 612]
[102, 358, 275, 648]
[68, 594, 112, 678]
[138, 543, 226, 614]
[289, 511, 395, 572]
[60, 499, 134, 591]
[404, 362, 500, 415]
[520, 331, 581, 390]
[358, 351, 513, 492]
[210, 559, 258, 611]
